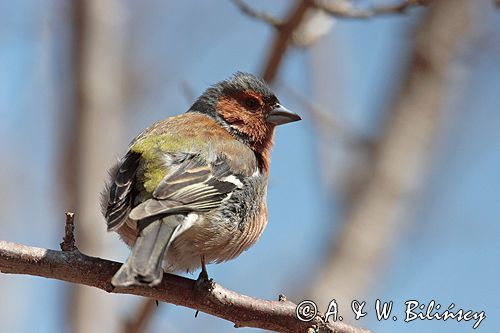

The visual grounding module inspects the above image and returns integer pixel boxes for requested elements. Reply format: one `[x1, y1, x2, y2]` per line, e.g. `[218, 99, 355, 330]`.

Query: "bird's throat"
[252, 127, 275, 174]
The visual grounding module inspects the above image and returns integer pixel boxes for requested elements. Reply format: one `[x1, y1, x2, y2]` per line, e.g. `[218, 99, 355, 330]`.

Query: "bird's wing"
[105, 151, 142, 231]
[128, 153, 246, 221]
[104, 113, 258, 230]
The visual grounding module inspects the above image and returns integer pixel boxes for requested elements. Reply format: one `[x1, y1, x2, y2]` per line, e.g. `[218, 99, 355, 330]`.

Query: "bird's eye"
[244, 97, 260, 109]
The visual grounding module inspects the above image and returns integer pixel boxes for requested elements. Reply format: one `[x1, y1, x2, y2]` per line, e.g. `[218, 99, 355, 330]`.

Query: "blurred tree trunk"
[307, 0, 473, 313]
[62, 1, 127, 332]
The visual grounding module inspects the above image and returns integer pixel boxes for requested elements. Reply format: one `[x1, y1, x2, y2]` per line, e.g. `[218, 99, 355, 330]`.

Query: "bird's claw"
[195, 255, 214, 292]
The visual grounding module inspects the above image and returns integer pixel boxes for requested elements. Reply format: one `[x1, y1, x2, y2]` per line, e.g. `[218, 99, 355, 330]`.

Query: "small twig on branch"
[231, 0, 284, 29]
[0, 240, 370, 333]
[314, 0, 431, 19]
[60, 211, 77, 252]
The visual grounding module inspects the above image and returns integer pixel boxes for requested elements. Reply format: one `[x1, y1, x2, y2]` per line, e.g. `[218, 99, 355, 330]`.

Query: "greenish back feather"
[130, 134, 207, 194]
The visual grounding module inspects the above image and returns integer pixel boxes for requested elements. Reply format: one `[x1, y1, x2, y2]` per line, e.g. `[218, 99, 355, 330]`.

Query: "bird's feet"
[195, 255, 214, 292]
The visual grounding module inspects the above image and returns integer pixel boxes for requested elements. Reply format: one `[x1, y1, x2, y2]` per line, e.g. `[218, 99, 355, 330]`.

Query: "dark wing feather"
[105, 151, 141, 231]
[153, 156, 212, 198]
[129, 155, 244, 221]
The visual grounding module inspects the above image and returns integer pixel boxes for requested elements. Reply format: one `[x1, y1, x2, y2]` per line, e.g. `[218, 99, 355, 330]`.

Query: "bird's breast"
[165, 175, 269, 272]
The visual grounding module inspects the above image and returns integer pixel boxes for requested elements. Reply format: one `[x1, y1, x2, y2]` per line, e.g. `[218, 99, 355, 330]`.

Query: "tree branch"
[307, 0, 473, 310]
[231, 0, 284, 29]
[314, 0, 431, 19]
[0, 240, 369, 333]
[261, 0, 315, 82]
[246, 0, 432, 82]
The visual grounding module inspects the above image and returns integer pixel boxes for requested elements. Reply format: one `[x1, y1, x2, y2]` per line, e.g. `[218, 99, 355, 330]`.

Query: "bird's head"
[188, 72, 301, 152]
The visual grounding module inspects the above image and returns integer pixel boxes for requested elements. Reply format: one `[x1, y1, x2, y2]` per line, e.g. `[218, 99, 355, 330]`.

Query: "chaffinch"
[102, 72, 301, 287]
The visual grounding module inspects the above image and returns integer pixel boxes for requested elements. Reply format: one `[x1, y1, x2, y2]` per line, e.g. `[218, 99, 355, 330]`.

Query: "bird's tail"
[111, 216, 181, 287]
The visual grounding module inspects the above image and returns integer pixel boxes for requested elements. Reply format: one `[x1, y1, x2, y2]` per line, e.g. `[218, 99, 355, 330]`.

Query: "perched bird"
[102, 72, 301, 287]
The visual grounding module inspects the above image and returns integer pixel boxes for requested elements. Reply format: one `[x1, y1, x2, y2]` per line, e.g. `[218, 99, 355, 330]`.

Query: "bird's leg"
[197, 255, 209, 282]
[195, 255, 214, 294]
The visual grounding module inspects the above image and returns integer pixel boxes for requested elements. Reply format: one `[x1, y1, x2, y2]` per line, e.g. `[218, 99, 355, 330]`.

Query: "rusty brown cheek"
[217, 96, 275, 173]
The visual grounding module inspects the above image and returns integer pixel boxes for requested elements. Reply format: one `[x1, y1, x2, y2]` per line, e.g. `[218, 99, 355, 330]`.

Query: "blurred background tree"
[0, 0, 499, 332]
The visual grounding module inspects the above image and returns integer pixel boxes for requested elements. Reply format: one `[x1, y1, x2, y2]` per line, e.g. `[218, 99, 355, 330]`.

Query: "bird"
[102, 72, 301, 287]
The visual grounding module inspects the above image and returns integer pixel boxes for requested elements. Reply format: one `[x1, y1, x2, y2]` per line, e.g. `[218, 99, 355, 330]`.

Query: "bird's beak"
[267, 104, 301, 125]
